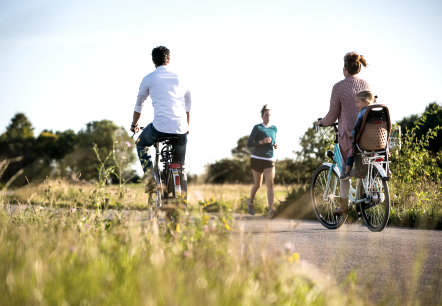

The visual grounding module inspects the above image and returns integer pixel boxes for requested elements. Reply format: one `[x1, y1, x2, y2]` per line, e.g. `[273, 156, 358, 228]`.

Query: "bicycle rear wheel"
[162, 168, 176, 200]
[311, 165, 347, 229]
[357, 166, 390, 232]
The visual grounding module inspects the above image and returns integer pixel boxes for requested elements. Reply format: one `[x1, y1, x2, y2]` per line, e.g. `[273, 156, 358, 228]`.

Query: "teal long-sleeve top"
[247, 124, 277, 159]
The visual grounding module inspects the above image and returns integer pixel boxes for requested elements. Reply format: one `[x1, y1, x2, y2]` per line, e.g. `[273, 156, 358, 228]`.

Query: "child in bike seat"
[341, 90, 376, 180]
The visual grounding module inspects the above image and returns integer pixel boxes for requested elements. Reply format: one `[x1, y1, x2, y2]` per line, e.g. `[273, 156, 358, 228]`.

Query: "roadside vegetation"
[1, 104, 442, 304]
[2, 103, 442, 230]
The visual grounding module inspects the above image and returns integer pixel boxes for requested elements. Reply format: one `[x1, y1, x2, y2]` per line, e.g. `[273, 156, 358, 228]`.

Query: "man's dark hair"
[152, 46, 170, 66]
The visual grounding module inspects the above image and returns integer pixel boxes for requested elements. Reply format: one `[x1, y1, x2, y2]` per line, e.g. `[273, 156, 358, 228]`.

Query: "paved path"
[233, 215, 442, 300]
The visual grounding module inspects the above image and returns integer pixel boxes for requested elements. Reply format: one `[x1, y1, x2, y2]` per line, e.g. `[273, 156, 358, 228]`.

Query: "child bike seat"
[355, 104, 391, 152]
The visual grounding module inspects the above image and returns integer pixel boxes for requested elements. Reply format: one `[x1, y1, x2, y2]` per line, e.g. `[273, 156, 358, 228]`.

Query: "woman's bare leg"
[250, 170, 263, 208]
[263, 167, 275, 211]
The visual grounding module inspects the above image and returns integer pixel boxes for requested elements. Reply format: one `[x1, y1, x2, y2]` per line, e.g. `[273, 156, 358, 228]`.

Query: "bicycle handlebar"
[315, 118, 338, 133]
[130, 127, 144, 139]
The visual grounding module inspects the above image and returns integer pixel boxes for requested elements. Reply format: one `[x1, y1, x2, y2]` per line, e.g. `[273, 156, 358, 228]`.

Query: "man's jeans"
[136, 123, 187, 194]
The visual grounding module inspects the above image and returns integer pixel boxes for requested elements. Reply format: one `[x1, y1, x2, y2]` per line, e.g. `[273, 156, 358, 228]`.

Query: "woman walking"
[247, 105, 278, 219]
[318, 52, 371, 215]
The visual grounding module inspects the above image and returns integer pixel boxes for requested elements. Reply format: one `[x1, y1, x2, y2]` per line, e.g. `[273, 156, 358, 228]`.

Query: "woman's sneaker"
[247, 198, 255, 215]
[268, 210, 277, 219]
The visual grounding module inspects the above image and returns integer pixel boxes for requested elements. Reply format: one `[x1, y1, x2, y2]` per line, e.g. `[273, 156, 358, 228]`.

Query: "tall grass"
[0, 203, 356, 305]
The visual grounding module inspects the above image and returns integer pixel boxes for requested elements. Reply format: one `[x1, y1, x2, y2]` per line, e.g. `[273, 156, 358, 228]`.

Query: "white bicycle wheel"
[311, 165, 347, 229]
[357, 166, 390, 232]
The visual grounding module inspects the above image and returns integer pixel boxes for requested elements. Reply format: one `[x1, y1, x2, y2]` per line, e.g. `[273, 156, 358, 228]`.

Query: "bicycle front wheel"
[357, 166, 390, 232]
[311, 165, 347, 229]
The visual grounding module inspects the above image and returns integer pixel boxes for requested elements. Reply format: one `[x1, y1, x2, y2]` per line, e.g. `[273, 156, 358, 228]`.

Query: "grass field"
[1, 180, 442, 305]
[4, 180, 442, 230]
[2, 181, 289, 213]
[0, 182, 352, 305]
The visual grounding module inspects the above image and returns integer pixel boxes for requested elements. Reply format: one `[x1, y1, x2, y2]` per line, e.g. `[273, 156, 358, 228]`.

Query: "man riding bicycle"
[130, 46, 191, 197]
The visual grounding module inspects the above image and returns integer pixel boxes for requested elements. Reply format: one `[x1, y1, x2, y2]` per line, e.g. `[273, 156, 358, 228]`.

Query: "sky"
[1, 0, 441, 175]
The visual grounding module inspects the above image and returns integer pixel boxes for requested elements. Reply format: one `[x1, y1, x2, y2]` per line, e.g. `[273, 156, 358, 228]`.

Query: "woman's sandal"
[247, 198, 255, 215]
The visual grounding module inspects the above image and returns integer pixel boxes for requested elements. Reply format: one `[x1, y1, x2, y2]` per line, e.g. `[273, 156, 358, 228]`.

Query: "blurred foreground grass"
[0, 204, 355, 305]
[1, 181, 442, 305]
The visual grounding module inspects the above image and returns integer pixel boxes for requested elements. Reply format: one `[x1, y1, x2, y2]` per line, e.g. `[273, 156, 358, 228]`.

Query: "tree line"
[0, 113, 136, 188]
[1, 102, 441, 187]
[205, 102, 442, 184]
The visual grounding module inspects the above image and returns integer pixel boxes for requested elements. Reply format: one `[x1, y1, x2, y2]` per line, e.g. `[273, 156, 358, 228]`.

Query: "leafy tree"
[55, 129, 78, 159]
[0, 113, 35, 158]
[0, 113, 34, 141]
[206, 135, 253, 184]
[65, 120, 136, 181]
[36, 131, 59, 160]
[291, 122, 334, 183]
[397, 102, 442, 153]
[231, 135, 253, 160]
[0, 113, 37, 186]
[205, 158, 252, 184]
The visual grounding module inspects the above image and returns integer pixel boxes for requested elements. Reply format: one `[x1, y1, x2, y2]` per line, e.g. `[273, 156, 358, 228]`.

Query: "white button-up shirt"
[135, 65, 191, 134]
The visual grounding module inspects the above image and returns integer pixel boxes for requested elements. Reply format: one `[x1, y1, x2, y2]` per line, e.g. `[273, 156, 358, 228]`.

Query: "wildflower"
[210, 223, 216, 231]
[70, 208, 76, 213]
[292, 253, 300, 263]
[183, 250, 191, 258]
[210, 196, 215, 202]
[203, 225, 209, 232]
[176, 224, 181, 233]
[203, 215, 210, 224]
[284, 242, 295, 253]
[125, 142, 131, 148]
[224, 223, 232, 230]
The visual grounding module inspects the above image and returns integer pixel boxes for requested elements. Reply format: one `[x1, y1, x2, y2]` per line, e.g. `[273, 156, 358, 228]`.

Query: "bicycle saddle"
[157, 136, 180, 143]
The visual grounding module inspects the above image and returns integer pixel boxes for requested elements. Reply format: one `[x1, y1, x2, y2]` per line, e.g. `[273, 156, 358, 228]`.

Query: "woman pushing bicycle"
[318, 52, 370, 215]
[246, 105, 278, 219]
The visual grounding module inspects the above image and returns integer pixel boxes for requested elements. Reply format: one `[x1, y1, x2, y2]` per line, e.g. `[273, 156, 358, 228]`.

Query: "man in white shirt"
[130, 46, 191, 195]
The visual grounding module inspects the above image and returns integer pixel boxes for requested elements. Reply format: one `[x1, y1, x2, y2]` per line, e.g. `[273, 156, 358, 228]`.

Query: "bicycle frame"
[152, 140, 182, 200]
[322, 143, 366, 205]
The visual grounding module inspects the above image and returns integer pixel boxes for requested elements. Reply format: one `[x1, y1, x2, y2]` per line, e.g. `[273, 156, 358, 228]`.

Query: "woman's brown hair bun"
[261, 104, 270, 116]
[344, 52, 368, 75]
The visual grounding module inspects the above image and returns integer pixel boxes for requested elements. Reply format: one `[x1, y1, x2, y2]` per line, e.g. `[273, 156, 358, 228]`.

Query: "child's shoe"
[340, 173, 351, 180]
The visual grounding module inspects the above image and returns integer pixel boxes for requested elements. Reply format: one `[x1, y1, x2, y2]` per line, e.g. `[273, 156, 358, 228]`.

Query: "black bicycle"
[132, 128, 186, 220]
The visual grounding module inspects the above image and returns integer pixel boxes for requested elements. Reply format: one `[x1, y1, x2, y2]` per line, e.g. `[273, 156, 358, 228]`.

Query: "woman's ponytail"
[359, 55, 367, 68]
[261, 105, 270, 116]
[344, 52, 368, 75]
